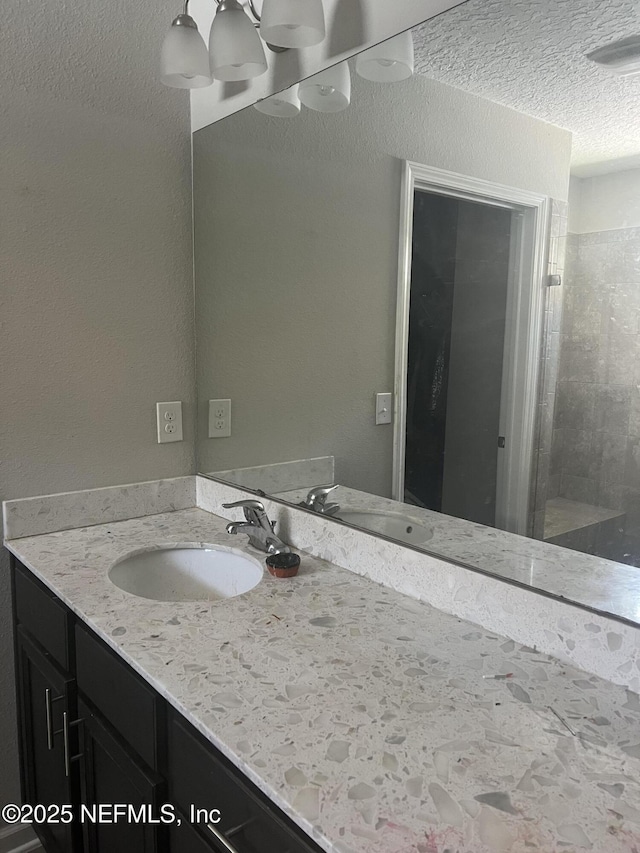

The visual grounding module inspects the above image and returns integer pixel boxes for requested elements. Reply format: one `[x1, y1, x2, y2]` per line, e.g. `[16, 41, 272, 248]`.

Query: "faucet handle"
[305, 484, 338, 507]
[222, 499, 265, 511]
[222, 499, 265, 523]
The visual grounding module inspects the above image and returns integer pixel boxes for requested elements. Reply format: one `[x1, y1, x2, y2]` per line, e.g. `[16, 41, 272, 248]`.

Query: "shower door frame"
[392, 161, 550, 536]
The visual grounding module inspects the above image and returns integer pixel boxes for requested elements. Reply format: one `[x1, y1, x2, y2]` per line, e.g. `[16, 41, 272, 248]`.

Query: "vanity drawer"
[13, 560, 72, 671]
[75, 622, 162, 770]
[168, 713, 321, 853]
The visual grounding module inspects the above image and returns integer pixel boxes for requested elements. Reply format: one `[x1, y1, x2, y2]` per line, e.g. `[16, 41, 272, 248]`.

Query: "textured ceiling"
[413, 0, 640, 175]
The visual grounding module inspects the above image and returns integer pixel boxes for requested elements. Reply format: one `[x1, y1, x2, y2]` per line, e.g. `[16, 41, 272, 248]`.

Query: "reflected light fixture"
[260, 0, 325, 48]
[254, 84, 301, 116]
[161, 0, 326, 88]
[355, 31, 414, 82]
[298, 61, 351, 112]
[160, 4, 212, 88]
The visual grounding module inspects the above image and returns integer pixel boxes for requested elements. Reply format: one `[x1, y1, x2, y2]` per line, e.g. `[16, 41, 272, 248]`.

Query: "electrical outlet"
[209, 399, 231, 438]
[156, 402, 183, 443]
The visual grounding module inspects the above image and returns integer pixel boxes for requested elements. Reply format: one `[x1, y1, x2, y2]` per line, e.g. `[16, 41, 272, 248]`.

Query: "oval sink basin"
[337, 510, 433, 546]
[109, 545, 263, 602]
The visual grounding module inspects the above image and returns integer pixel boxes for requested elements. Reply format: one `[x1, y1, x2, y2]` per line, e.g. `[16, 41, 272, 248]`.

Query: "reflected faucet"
[299, 484, 340, 516]
[223, 499, 291, 555]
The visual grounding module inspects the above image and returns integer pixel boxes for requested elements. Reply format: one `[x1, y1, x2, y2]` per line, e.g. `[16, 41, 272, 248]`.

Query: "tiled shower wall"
[531, 200, 568, 539]
[549, 226, 640, 535]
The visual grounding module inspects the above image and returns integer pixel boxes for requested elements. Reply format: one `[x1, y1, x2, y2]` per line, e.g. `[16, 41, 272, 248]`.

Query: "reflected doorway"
[405, 191, 512, 526]
[393, 163, 551, 535]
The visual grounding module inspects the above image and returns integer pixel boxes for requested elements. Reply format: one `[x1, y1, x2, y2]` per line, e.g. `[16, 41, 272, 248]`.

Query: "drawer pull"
[206, 818, 254, 853]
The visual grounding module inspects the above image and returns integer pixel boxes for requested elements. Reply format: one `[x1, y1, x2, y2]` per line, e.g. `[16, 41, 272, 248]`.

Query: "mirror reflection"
[195, 0, 640, 623]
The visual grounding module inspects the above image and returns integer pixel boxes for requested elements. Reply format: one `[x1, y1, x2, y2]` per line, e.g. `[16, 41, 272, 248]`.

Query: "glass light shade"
[355, 31, 414, 83]
[161, 18, 212, 88]
[209, 1, 267, 81]
[260, 0, 326, 48]
[298, 62, 351, 113]
[254, 85, 301, 117]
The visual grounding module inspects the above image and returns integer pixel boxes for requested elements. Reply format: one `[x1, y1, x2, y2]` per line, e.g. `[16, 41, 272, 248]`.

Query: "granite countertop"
[278, 485, 640, 626]
[6, 507, 640, 853]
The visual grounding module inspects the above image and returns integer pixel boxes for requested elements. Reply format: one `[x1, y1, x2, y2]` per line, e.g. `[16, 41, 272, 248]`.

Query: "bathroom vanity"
[5, 484, 640, 853]
[11, 557, 320, 853]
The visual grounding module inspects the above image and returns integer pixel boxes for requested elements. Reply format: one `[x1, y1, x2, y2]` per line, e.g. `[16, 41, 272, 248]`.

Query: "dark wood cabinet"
[14, 626, 80, 853]
[11, 556, 323, 853]
[78, 697, 164, 853]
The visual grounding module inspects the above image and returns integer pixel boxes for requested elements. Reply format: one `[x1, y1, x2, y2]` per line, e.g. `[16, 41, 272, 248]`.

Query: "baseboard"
[0, 824, 42, 853]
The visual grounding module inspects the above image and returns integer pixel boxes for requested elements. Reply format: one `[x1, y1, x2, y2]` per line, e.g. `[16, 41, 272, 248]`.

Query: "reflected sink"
[108, 545, 264, 602]
[337, 510, 433, 546]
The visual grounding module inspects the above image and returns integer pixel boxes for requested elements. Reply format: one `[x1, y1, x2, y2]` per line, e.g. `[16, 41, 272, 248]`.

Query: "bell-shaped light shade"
[260, 0, 326, 48]
[161, 17, 212, 88]
[209, 0, 267, 81]
[299, 62, 351, 112]
[355, 31, 414, 82]
[254, 85, 301, 117]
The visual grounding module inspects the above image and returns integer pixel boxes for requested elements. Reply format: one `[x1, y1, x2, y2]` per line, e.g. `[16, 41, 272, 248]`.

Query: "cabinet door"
[14, 627, 80, 853]
[78, 697, 165, 853]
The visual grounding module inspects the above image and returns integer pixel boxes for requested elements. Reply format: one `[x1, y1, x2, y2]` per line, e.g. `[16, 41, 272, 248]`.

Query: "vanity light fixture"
[209, 0, 267, 81]
[160, 4, 212, 88]
[254, 84, 301, 116]
[161, 0, 326, 88]
[298, 61, 351, 112]
[355, 30, 414, 83]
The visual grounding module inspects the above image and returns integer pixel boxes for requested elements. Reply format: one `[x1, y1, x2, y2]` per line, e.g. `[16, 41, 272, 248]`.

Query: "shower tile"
[608, 284, 640, 335]
[592, 431, 627, 485]
[624, 436, 640, 489]
[597, 480, 625, 512]
[629, 386, 640, 437]
[594, 385, 631, 435]
[556, 381, 596, 431]
[560, 473, 597, 504]
[600, 328, 637, 386]
[560, 429, 594, 478]
[558, 337, 600, 383]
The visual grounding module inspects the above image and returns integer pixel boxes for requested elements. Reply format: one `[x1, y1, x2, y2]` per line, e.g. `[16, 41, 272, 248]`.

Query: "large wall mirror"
[194, 0, 640, 625]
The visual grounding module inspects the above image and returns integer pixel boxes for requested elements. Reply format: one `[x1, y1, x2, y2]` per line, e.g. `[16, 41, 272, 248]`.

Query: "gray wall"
[195, 72, 572, 496]
[0, 0, 195, 813]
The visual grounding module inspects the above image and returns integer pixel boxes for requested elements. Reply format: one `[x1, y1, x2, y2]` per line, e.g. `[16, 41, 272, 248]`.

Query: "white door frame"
[392, 161, 550, 535]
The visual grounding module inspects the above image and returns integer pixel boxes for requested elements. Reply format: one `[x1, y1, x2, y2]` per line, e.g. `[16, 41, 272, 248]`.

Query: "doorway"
[393, 163, 550, 535]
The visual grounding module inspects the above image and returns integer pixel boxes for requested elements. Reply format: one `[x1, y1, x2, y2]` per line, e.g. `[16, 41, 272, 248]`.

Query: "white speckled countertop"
[278, 485, 640, 626]
[6, 508, 640, 853]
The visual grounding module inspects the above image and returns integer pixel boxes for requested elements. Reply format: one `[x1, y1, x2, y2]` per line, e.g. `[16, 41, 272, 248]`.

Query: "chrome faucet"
[299, 484, 340, 516]
[223, 499, 291, 555]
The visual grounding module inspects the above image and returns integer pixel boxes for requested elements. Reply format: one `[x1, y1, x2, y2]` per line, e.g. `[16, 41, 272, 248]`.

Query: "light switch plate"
[375, 392, 392, 425]
[209, 399, 231, 438]
[156, 401, 183, 443]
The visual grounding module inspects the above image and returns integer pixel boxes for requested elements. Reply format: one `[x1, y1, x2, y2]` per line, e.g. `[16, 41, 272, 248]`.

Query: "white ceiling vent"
[587, 35, 640, 77]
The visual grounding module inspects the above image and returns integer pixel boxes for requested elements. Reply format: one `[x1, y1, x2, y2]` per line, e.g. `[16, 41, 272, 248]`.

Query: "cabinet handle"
[206, 819, 253, 853]
[56, 712, 84, 778]
[45, 689, 64, 750]
[45, 689, 54, 750]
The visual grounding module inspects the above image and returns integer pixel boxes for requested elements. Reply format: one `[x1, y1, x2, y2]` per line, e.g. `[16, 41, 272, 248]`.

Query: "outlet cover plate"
[209, 399, 231, 438]
[156, 401, 183, 443]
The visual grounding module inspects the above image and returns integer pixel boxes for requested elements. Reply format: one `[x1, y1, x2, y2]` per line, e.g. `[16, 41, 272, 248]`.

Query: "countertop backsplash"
[4, 474, 640, 693]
